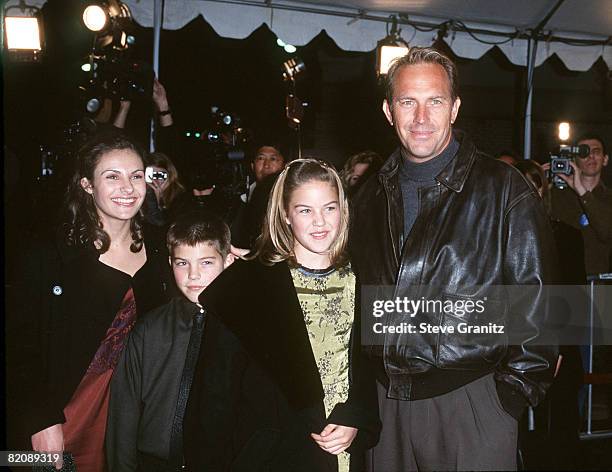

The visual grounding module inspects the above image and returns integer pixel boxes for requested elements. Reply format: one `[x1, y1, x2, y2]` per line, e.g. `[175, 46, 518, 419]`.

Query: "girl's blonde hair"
[253, 158, 349, 267]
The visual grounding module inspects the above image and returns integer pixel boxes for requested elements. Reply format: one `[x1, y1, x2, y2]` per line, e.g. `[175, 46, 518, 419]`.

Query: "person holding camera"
[548, 134, 612, 276]
[142, 152, 185, 227]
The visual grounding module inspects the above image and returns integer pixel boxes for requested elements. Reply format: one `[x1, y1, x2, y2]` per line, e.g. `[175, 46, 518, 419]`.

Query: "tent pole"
[523, 38, 537, 160]
[150, 0, 163, 152]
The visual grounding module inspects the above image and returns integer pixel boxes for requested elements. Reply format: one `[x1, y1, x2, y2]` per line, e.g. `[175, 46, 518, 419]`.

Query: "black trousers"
[366, 374, 518, 472]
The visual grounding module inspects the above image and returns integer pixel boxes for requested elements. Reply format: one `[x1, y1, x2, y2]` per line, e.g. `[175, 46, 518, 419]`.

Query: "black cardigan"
[17, 226, 172, 438]
[184, 259, 381, 472]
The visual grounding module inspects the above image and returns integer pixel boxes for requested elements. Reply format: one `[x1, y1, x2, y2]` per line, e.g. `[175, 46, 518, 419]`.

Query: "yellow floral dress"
[290, 264, 355, 472]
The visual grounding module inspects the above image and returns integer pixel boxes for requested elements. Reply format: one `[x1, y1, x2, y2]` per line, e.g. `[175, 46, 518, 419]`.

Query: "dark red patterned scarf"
[62, 287, 137, 472]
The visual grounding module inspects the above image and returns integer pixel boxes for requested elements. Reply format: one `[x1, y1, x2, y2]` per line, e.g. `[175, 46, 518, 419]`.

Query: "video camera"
[549, 144, 590, 190]
[182, 107, 253, 199]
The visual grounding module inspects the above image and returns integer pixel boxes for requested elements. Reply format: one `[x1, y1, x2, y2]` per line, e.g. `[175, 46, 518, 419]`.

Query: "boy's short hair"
[167, 212, 231, 258]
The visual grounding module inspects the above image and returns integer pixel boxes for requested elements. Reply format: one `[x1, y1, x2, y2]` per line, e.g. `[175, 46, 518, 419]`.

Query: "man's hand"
[558, 161, 587, 196]
[152, 78, 169, 112]
[540, 162, 554, 193]
[311, 424, 358, 455]
[32, 424, 64, 470]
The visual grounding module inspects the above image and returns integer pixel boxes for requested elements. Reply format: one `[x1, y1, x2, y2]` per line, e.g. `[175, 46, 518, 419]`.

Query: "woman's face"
[347, 162, 370, 187]
[81, 148, 146, 225]
[285, 179, 341, 269]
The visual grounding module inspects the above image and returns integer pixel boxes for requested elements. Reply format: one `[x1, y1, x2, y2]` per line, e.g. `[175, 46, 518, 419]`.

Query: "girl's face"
[285, 179, 341, 269]
[81, 149, 146, 226]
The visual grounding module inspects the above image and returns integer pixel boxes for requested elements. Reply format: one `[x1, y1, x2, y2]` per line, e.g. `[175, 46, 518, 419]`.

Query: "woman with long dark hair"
[23, 131, 171, 471]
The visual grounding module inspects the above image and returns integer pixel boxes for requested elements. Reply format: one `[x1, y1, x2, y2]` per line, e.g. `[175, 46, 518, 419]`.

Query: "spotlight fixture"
[282, 57, 306, 82]
[82, 0, 133, 50]
[376, 17, 409, 76]
[558, 122, 570, 142]
[83, 4, 107, 32]
[3, 0, 44, 62]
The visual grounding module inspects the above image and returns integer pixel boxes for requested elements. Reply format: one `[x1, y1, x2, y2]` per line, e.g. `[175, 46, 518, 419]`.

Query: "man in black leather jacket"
[350, 47, 558, 471]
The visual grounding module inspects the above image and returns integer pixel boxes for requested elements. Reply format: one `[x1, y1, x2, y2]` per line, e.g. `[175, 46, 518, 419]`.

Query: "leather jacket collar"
[378, 130, 476, 193]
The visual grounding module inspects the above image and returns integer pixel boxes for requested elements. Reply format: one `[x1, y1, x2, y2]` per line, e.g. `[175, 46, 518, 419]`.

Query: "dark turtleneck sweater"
[399, 136, 459, 238]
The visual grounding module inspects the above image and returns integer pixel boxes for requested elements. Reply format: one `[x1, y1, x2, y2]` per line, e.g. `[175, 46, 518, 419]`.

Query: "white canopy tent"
[5, 0, 611, 154]
[127, 0, 612, 72]
[7, 0, 610, 70]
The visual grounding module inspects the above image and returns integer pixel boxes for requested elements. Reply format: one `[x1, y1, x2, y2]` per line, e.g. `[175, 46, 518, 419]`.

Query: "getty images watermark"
[360, 285, 612, 347]
[371, 296, 504, 334]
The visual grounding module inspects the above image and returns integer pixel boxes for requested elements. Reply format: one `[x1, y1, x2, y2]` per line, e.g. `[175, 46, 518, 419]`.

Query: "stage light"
[282, 57, 306, 81]
[5, 17, 40, 49]
[558, 122, 570, 142]
[83, 5, 107, 32]
[284, 44, 297, 53]
[376, 17, 409, 76]
[3, 2, 43, 61]
[82, 1, 133, 50]
[276, 38, 286, 47]
[377, 43, 409, 75]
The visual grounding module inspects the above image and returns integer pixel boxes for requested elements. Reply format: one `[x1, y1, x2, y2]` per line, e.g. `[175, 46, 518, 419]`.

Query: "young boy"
[106, 212, 233, 471]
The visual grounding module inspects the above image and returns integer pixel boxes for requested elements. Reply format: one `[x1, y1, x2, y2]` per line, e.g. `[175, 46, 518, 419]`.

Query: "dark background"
[3, 0, 612, 462]
[3, 0, 612, 262]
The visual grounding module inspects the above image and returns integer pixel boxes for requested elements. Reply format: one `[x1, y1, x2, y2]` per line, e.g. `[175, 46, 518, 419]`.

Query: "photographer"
[232, 144, 286, 249]
[142, 152, 185, 227]
[113, 78, 181, 168]
[547, 134, 612, 276]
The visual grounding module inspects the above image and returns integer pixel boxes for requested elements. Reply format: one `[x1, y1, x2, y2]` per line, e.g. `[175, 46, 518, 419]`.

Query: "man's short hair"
[167, 212, 231, 258]
[385, 46, 459, 105]
[577, 133, 608, 155]
[252, 143, 286, 163]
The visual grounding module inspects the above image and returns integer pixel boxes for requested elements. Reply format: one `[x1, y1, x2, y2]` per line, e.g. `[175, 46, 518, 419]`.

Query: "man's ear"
[450, 96, 461, 124]
[382, 99, 393, 126]
[603, 153, 609, 168]
[225, 253, 235, 268]
[80, 177, 93, 194]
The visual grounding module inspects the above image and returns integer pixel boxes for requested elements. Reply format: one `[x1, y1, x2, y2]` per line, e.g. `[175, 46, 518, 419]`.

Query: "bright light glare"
[81, 63, 92, 72]
[83, 5, 107, 32]
[379, 44, 409, 75]
[5, 17, 41, 50]
[558, 122, 570, 141]
[276, 38, 286, 47]
[284, 44, 297, 53]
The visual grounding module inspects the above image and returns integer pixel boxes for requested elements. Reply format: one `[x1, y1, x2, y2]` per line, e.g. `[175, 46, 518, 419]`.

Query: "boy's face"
[170, 242, 230, 303]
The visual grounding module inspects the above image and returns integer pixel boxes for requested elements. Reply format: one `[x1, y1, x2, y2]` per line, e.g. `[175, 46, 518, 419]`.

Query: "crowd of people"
[11, 46, 612, 472]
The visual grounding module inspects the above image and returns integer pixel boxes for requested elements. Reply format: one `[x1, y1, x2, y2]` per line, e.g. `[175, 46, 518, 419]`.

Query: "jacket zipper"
[381, 177, 400, 268]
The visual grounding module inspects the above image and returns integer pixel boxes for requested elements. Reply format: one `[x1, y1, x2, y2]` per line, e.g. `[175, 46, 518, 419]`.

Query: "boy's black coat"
[106, 297, 202, 471]
[184, 259, 381, 472]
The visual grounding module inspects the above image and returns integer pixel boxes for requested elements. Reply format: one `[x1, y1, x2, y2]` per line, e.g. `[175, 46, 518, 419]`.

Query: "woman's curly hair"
[63, 131, 146, 254]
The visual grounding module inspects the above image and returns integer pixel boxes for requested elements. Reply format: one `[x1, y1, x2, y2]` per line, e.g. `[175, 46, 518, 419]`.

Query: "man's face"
[576, 138, 608, 178]
[252, 146, 285, 182]
[383, 63, 461, 163]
